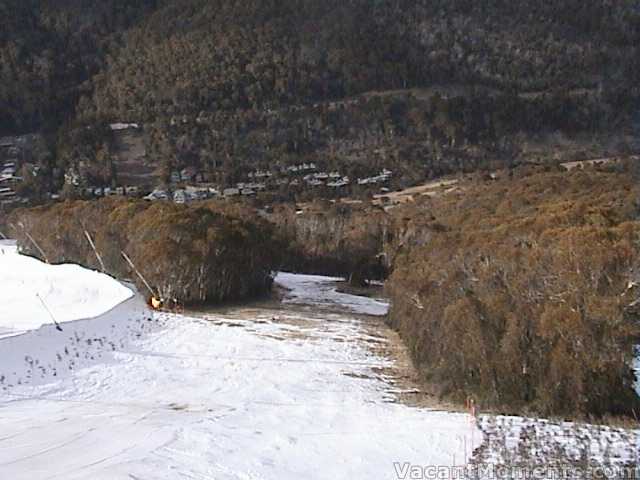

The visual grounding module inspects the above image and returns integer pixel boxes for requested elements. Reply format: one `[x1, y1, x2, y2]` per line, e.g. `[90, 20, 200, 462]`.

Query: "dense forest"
[386, 162, 640, 417]
[8, 199, 282, 303]
[263, 161, 640, 417]
[1, 0, 639, 196]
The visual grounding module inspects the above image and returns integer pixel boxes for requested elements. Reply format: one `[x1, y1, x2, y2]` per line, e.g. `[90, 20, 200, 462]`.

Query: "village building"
[185, 186, 210, 201]
[327, 177, 350, 188]
[173, 189, 188, 204]
[109, 123, 140, 131]
[144, 188, 170, 201]
[0, 186, 17, 203]
[180, 167, 197, 182]
[223, 188, 240, 197]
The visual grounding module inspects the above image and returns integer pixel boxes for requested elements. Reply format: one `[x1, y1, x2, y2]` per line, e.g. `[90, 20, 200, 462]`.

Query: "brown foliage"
[269, 201, 389, 285]
[9, 198, 282, 304]
[386, 166, 640, 417]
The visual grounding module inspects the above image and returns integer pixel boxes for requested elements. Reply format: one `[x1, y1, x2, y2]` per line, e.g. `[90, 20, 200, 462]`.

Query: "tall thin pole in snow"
[36, 293, 63, 332]
[11, 222, 49, 263]
[121, 251, 156, 298]
[84, 229, 105, 272]
[24, 231, 49, 264]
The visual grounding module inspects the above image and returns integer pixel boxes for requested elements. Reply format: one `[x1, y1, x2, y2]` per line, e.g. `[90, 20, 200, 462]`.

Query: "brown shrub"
[386, 166, 640, 417]
[9, 198, 282, 304]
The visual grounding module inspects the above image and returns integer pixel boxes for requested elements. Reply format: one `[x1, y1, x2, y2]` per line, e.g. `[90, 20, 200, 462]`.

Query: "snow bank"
[0, 239, 18, 254]
[276, 272, 389, 316]
[0, 249, 134, 338]
[0, 294, 152, 390]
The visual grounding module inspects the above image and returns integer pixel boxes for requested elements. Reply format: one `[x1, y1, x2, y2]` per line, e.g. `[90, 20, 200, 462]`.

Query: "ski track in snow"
[276, 272, 390, 316]
[0, 268, 480, 479]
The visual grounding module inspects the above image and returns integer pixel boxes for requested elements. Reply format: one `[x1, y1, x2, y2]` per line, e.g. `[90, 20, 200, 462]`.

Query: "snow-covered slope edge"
[0, 249, 134, 338]
[0, 249, 152, 391]
[0, 293, 153, 392]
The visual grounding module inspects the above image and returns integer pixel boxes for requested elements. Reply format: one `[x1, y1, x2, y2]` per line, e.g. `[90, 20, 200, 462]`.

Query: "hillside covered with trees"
[3, 1, 640, 419]
[1, 0, 639, 197]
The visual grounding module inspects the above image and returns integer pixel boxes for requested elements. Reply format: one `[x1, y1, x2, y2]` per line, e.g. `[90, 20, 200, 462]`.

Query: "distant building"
[180, 167, 196, 182]
[144, 188, 170, 201]
[223, 188, 240, 197]
[357, 170, 392, 186]
[173, 189, 188, 204]
[327, 177, 350, 188]
[185, 186, 209, 200]
[0, 175, 21, 186]
[109, 123, 140, 131]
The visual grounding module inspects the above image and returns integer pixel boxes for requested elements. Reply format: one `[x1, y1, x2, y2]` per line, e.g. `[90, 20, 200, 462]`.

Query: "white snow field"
[0, 247, 134, 338]
[276, 272, 390, 316]
[0, 257, 480, 479]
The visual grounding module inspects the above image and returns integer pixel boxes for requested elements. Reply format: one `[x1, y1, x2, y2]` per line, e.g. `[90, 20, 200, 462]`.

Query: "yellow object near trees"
[151, 297, 162, 310]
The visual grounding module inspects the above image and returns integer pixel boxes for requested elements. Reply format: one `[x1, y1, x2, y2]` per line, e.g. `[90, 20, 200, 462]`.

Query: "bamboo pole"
[121, 251, 156, 298]
[10, 222, 49, 263]
[35, 293, 63, 332]
[84, 229, 106, 272]
[24, 231, 49, 264]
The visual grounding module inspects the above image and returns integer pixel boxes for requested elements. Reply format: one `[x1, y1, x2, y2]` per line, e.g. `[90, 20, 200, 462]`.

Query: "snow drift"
[0, 247, 134, 338]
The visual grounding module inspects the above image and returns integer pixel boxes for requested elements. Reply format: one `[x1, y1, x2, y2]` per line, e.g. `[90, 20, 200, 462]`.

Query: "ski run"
[0, 246, 638, 479]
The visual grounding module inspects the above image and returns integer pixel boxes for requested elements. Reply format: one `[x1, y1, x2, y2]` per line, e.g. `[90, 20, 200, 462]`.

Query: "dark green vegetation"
[2, 0, 639, 194]
[9, 199, 281, 303]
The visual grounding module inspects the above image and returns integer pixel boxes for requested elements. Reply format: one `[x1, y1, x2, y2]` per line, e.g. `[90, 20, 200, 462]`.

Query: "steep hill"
[1, 0, 639, 196]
